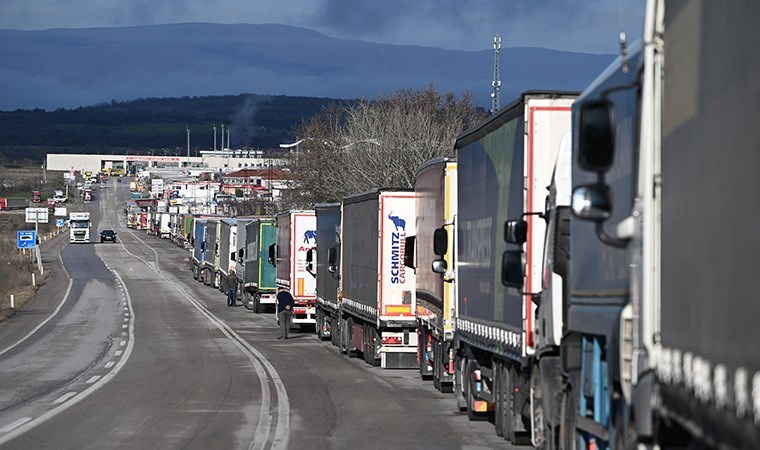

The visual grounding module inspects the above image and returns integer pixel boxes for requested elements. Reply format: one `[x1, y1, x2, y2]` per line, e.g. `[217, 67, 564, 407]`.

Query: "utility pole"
[221, 124, 225, 151]
[491, 34, 501, 115]
[213, 126, 217, 151]
[186, 126, 191, 168]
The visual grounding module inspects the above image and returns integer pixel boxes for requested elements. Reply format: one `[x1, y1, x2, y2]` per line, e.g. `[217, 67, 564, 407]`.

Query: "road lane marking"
[86, 376, 101, 384]
[0, 268, 74, 357]
[104, 361, 115, 369]
[119, 229, 290, 450]
[53, 392, 77, 404]
[122, 324, 128, 329]
[0, 418, 31, 433]
[119, 340, 126, 346]
[115, 350, 123, 356]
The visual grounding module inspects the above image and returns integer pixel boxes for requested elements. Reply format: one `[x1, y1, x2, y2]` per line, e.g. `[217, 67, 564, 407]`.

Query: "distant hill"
[0, 23, 614, 112]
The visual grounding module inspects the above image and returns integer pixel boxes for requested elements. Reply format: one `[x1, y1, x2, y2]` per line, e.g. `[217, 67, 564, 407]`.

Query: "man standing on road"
[225, 270, 238, 307]
[276, 287, 295, 339]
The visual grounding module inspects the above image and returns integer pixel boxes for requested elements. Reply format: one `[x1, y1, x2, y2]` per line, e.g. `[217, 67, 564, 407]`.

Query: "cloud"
[0, 0, 645, 53]
[310, 0, 645, 53]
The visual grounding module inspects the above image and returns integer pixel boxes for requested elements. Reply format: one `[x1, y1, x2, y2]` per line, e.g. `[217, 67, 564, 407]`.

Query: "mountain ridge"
[0, 23, 614, 111]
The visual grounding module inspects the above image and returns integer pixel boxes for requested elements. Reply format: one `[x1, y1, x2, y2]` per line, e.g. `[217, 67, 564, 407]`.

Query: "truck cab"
[69, 212, 91, 243]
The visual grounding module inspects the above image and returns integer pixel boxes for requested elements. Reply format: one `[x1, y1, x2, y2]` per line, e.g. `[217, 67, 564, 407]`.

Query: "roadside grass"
[0, 166, 70, 321]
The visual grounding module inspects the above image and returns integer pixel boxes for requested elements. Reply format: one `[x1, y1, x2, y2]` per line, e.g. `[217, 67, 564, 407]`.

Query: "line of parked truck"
[130, 2, 759, 447]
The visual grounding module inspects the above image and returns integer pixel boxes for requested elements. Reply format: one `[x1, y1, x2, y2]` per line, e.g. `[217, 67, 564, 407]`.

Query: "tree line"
[0, 94, 336, 163]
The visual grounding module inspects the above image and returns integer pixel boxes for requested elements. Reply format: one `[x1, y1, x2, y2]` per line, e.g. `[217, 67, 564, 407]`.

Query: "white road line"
[53, 392, 77, 404]
[0, 418, 31, 433]
[123, 318, 129, 322]
[120, 228, 290, 450]
[115, 350, 123, 356]
[122, 324, 128, 329]
[86, 376, 101, 384]
[0, 262, 74, 357]
[119, 340, 126, 346]
[104, 361, 115, 369]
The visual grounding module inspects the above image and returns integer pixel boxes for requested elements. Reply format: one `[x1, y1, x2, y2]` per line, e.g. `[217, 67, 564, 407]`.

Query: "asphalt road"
[0, 178, 521, 449]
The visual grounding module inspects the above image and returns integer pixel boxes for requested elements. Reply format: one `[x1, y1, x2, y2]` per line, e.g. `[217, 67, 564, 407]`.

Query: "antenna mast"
[491, 34, 501, 114]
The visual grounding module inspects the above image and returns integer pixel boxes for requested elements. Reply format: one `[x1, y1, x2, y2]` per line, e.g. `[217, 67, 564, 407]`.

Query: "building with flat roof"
[46, 151, 285, 174]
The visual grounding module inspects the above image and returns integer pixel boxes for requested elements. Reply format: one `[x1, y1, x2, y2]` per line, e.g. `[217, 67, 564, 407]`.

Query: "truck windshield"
[71, 220, 89, 228]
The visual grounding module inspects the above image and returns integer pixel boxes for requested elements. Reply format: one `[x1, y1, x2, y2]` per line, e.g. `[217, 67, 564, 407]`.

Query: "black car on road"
[100, 229, 117, 243]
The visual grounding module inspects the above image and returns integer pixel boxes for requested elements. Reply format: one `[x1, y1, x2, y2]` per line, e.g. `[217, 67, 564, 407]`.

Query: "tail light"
[473, 369, 482, 382]
[382, 336, 402, 345]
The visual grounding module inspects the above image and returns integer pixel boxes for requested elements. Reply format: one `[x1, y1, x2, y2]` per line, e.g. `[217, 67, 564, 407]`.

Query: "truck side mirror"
[238, 248, 244, 259]
[268, 243, 277, 266]
[432, 259, 447, 274]
[306, 248, 314, 272]
[403, 236, 416, 269]
[571, 184, 612, 221]
[578, 101, 615, 173]
[433, 228, 448, 256]
[501, 250, 524, 288]
[327, 246, 338, 275]
[201, 242, 206, 251]
[230, 251, 236, 261]
[504, 220, 527, 245]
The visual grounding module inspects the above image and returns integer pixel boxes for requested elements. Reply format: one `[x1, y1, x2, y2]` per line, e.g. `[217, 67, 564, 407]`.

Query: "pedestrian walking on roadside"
[225, 269, 238, 307]
[276, 287, 295, 339]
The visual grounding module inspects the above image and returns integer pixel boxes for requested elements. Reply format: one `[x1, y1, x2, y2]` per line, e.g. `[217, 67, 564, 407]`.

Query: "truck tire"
[494, 360, 504, 437]
[243, 290, 252, 310]
[559, 387, 577, 450]
[419, 327, 433, 380]
[455, 355, 468, 412]
[330, 314, 339, 347]
[369, 327, 381, 367]
[433, 339, 443, 391]
[339, 317, 349, 354]
[362, 323, 372, 364]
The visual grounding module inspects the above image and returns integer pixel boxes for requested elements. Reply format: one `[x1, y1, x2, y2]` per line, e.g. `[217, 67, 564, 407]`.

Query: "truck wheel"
[455, 355, 468, 411]
[346, 319, 359, 358]
[339, 317, 349, 354]
[559, 387, 578, 450]
[362, 323, 372, 364]
[419, 327, 432, 380]
[242, 290, 251, 310]
[433, 339, 442, 391]
[330, 314, 339, 347]
[494, 360, 504, 436]
[369, 327, 381, 367]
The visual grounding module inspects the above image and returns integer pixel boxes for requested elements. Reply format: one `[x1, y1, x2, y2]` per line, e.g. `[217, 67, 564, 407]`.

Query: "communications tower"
[491, 35, 501, 114]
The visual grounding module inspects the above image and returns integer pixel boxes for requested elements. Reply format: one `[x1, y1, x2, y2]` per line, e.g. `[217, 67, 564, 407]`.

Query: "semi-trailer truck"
[218, 218, 237, 295]
[240, 219, 276, 313]
[566, 1, 760, 448]
[69, 212, 92, 243]
[192, 219, 207, 282]
[450, 91, 575, 441]
[203, 218, 220, 287]
[338, 189, 417, 368]
[235, 219, 277, 313]
[313, 203, 341, 342]
[405, 157, 458, 391]
[270, 211, 317, 327]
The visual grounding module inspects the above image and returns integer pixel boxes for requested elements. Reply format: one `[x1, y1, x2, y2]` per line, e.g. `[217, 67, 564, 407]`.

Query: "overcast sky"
[0, 0, 646, 54]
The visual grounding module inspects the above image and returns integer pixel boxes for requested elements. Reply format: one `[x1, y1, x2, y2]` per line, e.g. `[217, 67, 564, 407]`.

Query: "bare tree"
[281, 86, 485, 208]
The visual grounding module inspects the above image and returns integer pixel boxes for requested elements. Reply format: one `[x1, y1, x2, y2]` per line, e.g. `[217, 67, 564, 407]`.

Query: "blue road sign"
[17, 230, 37, 249]
[56, 218, 65, 228]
